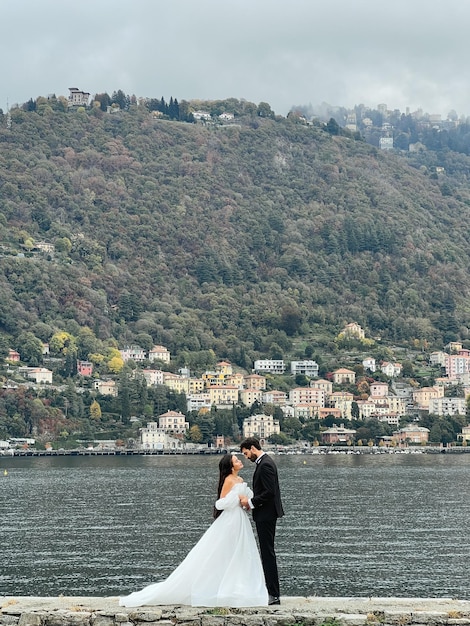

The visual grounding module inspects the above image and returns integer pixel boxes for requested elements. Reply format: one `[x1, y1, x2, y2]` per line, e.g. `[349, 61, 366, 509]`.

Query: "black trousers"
[255, 518, 280, 598]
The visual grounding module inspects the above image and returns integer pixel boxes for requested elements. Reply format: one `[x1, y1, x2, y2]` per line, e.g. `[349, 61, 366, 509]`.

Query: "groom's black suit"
[251, 453, 284, 599]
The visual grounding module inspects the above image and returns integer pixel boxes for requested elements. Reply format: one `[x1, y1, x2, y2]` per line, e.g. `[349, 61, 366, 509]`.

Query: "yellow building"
[207, 385, 239, 407]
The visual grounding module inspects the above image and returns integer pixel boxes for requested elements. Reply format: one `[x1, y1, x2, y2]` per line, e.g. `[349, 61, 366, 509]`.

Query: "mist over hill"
[1, 98, 470, 369]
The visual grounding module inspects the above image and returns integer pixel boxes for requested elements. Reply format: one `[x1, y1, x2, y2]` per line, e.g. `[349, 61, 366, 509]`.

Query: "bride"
[119, 453, 268, 607]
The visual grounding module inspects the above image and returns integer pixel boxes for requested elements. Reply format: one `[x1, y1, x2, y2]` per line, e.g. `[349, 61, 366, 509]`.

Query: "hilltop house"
[342, 322, 365, 339]
[68, 87, 90, 107]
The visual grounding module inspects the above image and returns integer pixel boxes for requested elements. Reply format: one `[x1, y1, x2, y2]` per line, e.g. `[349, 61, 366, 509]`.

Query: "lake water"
[1, 452, 469, 599]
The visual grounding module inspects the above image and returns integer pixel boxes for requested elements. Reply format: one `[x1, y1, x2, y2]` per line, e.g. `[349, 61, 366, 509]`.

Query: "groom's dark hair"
[240, 437, 261, 451]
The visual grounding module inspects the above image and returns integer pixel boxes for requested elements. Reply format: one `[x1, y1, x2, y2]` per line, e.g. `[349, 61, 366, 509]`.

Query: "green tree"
[16, 332, 43, 365]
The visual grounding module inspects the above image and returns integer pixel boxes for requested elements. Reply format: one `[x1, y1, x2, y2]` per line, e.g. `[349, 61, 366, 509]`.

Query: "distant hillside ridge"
[1, 98, 470, 366]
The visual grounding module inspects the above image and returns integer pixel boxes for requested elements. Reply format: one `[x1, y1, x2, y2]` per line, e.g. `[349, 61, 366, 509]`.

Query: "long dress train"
[119, 482, 268, 607]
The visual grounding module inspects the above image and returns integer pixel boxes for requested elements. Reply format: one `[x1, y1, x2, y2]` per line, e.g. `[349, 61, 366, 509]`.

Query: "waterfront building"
[459, 425, 470, 443]
[321, 425, 356, 444]
[140, 421, 184, 450]
[242, 413, 280, 440]
[392, 424, 429, 445]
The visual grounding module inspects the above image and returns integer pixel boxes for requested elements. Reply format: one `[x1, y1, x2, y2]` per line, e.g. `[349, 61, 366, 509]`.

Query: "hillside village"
[3, 322, 470, 452]
[3, 90, 470, 452]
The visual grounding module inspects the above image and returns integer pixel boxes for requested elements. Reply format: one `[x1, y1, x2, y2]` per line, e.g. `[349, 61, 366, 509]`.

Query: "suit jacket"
[251, 453, 284, 522]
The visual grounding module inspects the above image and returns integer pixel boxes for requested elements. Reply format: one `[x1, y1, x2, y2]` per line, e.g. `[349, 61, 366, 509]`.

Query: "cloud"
[1, 0, 470, 118]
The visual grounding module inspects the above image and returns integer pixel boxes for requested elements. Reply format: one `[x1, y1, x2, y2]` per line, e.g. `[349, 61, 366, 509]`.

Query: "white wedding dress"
[119, 482, 268, 607]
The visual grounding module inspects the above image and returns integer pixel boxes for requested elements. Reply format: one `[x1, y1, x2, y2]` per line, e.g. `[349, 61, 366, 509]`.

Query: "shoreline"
[1, 445, 468, 458]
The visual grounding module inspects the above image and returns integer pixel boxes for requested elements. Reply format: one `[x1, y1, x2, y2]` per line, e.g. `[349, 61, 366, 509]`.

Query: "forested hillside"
[1, 98, 470, 372]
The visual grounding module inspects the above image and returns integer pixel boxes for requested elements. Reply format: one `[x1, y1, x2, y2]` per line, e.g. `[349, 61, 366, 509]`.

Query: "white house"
[253, 359, 286, 374]
[186, 393, 211, 413]
[141, 369, 165, 386]
[68, 87, 90, 107]
[18, 367, 52, 384]
[120, 345, 146, 362]
[380, 362, 402, 377]
[362, 357, 376, 372]
[290, 360, 319, 378]
[140, 422, 184, 450]
[148, 345, 170, 363]
[428, 397, 466, 416]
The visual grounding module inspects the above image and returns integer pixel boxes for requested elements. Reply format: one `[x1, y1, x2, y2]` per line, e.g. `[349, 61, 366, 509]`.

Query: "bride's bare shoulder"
[220, 475, 242, 497]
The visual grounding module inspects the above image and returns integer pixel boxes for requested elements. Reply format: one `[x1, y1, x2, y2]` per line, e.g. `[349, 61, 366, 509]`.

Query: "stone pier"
[2, 597, 470, 626]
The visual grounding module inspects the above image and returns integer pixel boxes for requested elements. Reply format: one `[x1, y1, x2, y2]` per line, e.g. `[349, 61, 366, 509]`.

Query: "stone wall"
[2, 597, 470, 626]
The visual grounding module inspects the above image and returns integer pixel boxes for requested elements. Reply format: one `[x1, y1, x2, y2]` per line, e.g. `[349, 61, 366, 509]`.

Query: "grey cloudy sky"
[1, 0, 470, 118]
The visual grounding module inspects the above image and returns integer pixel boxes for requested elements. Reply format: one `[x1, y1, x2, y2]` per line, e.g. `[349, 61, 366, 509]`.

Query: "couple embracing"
[119, 437, 284, 608]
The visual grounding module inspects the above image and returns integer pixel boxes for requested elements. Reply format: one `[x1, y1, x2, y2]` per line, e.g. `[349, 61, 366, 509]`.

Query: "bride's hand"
[239, 495, 248, 509]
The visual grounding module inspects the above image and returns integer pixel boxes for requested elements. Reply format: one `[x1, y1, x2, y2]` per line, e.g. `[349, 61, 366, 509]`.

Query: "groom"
[240, 437, 284, 605]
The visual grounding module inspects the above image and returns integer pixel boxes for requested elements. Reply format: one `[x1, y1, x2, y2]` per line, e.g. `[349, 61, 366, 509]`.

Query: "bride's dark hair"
[213, 453, 233, 519]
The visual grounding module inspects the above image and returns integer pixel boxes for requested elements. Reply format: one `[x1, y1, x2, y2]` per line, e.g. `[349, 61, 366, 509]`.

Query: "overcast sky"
[2, 0, 470, 118]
